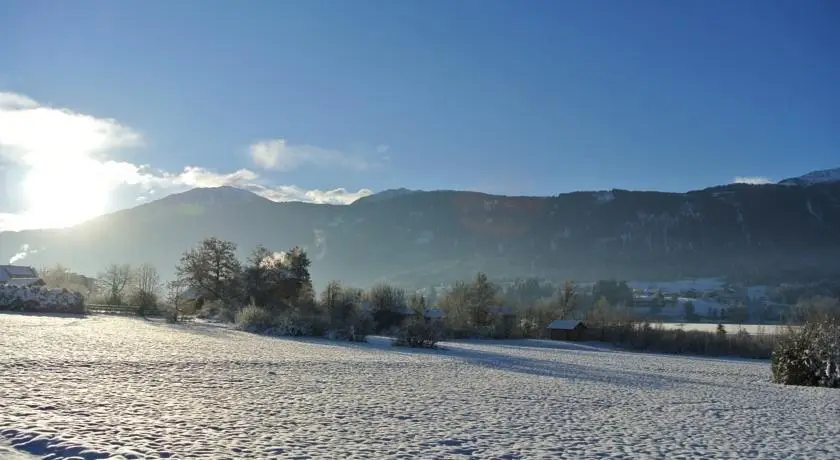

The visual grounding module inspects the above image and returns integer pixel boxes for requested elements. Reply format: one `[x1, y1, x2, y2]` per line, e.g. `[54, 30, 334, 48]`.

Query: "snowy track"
[1, 315, 839, 459]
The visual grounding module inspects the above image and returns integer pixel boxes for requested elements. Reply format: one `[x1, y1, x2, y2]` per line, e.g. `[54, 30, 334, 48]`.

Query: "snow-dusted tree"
[439, 281, 472, 331]
[243, 245, 313, 310]
[164, 275, 187, 323]
[550, 280, 578, 320]
[772, 314, 840, 388]
[243, 245, 274, 307]
[408, 292, 427, 315]
[176, 237, 242, 305]
[469, 272, 499, 327]
[97, 263, 133, 305]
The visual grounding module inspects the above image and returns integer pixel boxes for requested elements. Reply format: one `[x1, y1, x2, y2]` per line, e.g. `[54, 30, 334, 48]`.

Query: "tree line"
[27, 238, 840, 387]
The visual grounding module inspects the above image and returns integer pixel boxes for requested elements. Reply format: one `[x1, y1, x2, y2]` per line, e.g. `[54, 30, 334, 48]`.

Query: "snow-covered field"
[2, 314, 839, 459]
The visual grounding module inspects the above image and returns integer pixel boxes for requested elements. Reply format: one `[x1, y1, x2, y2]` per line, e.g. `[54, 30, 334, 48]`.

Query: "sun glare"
[22, 162, 109, 229]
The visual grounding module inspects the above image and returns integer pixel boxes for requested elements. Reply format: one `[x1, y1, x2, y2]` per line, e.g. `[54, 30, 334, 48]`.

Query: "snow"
[778, 167, 840, 186]
[2, 315, 840, 459]
[593, 191, 615, 204]
[0, 285, 83, 311]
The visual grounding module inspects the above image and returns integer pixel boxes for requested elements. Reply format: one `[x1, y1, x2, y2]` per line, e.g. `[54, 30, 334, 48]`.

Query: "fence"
[85, 304, 194, 321]
[85, 304, 142, 315]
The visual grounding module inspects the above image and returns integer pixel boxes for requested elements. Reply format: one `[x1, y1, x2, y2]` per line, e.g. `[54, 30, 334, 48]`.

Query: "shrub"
[394, 316, 443, 348]
[0, 285, 85, 314]
[130, 291, 160, 317]
[772, 319, 840, 388]
[163, 306, 181, 324]
[322, 292, 373, 342]
[326, 310, 373, 342]
[196, 300, 232, 321]
[269, 309, 323, 337]
[235, 304, 276, 332]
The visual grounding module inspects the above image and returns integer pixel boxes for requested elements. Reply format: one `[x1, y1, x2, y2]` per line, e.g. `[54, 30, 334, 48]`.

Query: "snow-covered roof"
[3, 277, 44, 287]
[547, 319, 585, 330]
[0, 265, 40, 284]
[424, 308, 444, 319]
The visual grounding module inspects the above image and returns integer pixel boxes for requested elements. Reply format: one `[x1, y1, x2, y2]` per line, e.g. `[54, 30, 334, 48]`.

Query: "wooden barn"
[547, 319, 587, 341]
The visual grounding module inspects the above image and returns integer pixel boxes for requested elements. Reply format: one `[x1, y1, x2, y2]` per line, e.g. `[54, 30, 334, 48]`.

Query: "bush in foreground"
[772, 318, 839, 388]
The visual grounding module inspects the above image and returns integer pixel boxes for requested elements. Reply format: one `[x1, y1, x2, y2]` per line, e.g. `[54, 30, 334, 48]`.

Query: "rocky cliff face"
[2, 181, 840, 288]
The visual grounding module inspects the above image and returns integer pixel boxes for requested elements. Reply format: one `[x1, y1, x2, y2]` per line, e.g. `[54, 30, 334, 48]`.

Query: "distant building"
[0, 265, 44, 287]
[547, 319, 587, 341]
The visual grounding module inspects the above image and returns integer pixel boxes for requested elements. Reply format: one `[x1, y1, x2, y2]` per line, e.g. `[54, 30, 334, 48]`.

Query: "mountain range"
[2, 168, 840, 289]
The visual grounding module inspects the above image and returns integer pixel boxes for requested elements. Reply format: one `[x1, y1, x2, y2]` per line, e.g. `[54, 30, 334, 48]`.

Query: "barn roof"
[547, 319, 585, 330]
[0, 265, 40, 283]
[3, 277, 45, 287]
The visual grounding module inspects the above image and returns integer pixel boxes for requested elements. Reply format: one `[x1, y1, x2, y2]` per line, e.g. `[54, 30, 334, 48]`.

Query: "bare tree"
[134, 264, 161, 296]
[131, 263, 162, 314]
[98, 264, 133, 305]
[551, 280, 578, 320]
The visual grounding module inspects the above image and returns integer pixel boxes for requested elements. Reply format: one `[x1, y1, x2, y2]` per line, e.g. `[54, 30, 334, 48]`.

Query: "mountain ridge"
[779, 167, 840, 186]
[2, 171, 840, 288]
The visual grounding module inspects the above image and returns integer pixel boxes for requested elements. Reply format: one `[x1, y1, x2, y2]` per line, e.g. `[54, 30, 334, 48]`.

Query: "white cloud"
[0, 92, 376, 232]
[145, 166, 371, 203]
[732, 176, 773, 185]
[0, 93, 141, 166]
[376, 144, 390, 154]
[168, 166, 259, 188]
[0, 93, 38, 110]
[250, 138, 372, 172]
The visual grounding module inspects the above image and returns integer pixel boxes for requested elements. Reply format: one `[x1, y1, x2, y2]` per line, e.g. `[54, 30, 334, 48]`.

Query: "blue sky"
[1, 0, 838, 229]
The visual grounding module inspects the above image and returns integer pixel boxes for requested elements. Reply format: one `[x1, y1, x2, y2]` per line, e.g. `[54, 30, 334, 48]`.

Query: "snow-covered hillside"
[1, 315, 839, 459]
[779, 167, 840, 186]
